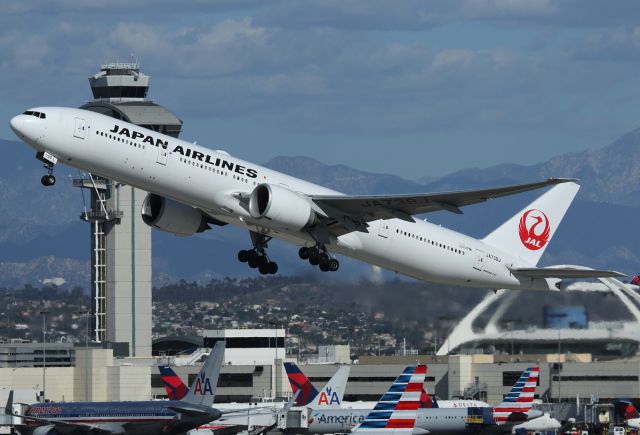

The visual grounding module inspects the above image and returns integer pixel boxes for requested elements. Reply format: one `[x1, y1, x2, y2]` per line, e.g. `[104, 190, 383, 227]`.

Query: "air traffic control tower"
[75, 63, 183, 357]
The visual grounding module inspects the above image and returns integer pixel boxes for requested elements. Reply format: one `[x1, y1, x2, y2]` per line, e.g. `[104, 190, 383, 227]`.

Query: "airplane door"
[473, 249, 484, 271]
[378, 220, 390, 238]
[156, 146, 168, 165]
[73, 118, 87, 139]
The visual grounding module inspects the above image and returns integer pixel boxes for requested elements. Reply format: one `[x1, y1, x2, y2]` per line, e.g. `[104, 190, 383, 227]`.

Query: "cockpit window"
[22, 111, 46, 119]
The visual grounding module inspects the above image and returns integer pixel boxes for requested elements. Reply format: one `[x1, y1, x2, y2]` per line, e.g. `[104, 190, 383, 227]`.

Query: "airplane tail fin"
[493, 367, 539, 424]
[615, 400, 640, 420]
[159, 366, 189, 401]
[182, 341, 225, 407]
[284, 362, 320, 406]
[308, 365, 350, 409]
[419, 388, 435, 408]
[482, 182, 579, 266]
[353, 365, 427, 435]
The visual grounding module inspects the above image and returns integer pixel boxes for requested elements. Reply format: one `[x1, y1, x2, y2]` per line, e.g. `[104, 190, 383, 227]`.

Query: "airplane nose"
[9, 115, 23, 136]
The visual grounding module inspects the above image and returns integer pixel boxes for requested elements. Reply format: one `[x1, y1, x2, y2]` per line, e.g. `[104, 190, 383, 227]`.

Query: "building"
[75, 62, 183, 357]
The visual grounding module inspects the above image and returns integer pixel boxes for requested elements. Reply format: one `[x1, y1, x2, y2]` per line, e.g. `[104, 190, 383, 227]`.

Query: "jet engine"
[141, 194, 209, 236]
[32, 425, 58, 435]
[249, 183, 315, 231]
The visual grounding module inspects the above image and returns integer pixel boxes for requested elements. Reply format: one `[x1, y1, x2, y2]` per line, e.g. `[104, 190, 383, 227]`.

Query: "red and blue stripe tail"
[284, 362, 320, 406]
[353, 365, 427, 435]
[159, 366, 189, 401]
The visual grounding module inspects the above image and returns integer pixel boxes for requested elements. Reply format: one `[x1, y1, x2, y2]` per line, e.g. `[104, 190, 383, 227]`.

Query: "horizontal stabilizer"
[509, 266, 626, 279]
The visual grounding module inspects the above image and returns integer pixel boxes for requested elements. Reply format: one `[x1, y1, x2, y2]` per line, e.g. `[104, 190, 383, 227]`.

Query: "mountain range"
[1, 124, 639, 289]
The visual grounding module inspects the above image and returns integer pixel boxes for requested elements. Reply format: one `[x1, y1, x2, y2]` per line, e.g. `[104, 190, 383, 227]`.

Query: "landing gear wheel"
[329, 258, 340, 272]
[309, 251, 320, 266]
[298, 247, 310, 260]
[319, 261, 330, 272]
[257, 255, 268, 267]
[267, 262, 278, 274]
[238, 250, 250, 263]
[41, 174, 56, 186]
[258, 263, 271, 275]
[248, 255, 260, 268]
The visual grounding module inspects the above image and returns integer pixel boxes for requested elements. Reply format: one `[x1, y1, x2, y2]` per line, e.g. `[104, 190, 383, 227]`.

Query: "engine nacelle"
[33, 425, 58, 435]
[249, 183, 315, 231]
[141, 194, 209, 236]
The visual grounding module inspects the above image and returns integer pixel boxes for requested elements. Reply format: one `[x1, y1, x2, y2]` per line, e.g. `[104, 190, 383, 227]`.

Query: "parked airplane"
[283, 362, 489, 409]
[160, 362, 349, 409]
[9, 108, 622, 289]
[297, 366, 540, 434]
[6, 341, 226, 435]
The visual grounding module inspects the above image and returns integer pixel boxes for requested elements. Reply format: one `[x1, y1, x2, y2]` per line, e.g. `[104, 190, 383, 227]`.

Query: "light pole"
[76, 310, 90, 401]
[39, 310, 48, 402]
[557, 328, 562, 403]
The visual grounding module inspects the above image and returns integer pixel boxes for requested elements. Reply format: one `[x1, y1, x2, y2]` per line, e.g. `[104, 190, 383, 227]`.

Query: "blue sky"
[2, 0, 640, 179]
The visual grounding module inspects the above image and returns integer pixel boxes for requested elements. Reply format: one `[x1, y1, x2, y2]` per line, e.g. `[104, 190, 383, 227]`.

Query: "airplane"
[349, 365, 426, 435]
[9, 108, 623, 289]
[159, 362, 350, 409]
[6, 341, 226, 435]
[283, 362, 489, 410]
[295, 366, 540, 434]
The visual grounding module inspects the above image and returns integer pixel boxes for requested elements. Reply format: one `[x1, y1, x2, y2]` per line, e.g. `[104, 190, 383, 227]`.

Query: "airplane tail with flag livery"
[284, 362, 350, 409]
[352, 365, 427, 435]
[482, 182, 579, 266]
[493, 367, 539, 424]
[181, 341, 225, 407]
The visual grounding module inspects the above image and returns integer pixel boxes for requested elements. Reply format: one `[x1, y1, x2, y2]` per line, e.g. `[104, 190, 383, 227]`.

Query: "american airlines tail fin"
[308, 365, 350, 409]
[353, 365, 427, 435]
[482, 182, 579, 266]
[159, 366, 188, 401]
[493, 367, 539, 424]
[284, 362, 350, 408]
[182, 341, 225, 407]
[284, 362, 320, 406]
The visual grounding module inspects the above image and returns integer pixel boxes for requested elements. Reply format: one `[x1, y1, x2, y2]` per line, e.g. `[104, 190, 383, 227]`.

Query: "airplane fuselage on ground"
[10, 107, 568, 291]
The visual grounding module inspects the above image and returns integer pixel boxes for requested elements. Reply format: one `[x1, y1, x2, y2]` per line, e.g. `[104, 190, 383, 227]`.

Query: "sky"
[2, 0, 640, 179]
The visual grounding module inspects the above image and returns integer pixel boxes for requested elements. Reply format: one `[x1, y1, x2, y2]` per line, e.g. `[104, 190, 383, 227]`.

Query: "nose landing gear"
[36, 151, 57, 187]
[299, 246, 339, 272]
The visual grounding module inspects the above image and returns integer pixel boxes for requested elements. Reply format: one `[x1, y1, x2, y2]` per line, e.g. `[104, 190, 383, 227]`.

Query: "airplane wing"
[309, 178, 575, 235]
[510, 267, 626, 279]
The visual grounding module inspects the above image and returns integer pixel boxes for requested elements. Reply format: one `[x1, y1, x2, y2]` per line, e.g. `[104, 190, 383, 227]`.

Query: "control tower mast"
[75, 62, 182, 357]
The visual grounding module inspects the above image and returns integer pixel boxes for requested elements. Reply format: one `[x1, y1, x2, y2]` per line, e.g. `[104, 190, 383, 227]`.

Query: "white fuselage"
[10, 107, 558, 291]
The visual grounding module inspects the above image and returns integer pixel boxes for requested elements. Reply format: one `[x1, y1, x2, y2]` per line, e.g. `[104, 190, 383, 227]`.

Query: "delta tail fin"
[353, 365, 427, 435]
[493, 367, 539, 424]
[181, 341, 225, 407]
[482, 182, 579, 266]
[284, 362, 320, 406]
[159, 366, 189, 401]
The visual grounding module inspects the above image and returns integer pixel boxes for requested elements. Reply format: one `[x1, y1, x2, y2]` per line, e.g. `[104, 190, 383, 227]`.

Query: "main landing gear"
[36, 151, 57, 187]
[238, 233, 278, 275]
[298, 245, 339, 272]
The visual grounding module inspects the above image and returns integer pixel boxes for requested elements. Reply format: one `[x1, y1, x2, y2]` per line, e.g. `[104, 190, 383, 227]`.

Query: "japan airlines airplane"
[6, 342, 226, 435]
[9, 108, 622, 289]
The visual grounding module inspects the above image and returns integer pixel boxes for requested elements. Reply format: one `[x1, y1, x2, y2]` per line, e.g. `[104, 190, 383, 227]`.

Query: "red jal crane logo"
[518, 209, 550, 250]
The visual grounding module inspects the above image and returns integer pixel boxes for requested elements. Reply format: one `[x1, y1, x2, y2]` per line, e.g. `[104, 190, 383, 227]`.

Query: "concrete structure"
[75, 63, 183, 357]
[0, 342, 75, 368]
[0, 348, 150, 403]
[438, 276, 640, 359]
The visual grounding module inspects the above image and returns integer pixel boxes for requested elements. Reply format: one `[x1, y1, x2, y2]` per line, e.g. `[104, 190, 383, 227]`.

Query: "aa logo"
[318, 387, 340, 405]
[193, 373, 213, 396]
